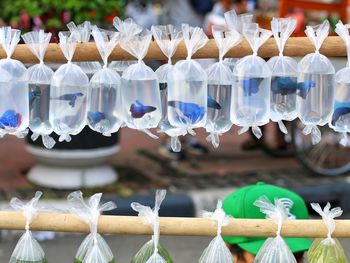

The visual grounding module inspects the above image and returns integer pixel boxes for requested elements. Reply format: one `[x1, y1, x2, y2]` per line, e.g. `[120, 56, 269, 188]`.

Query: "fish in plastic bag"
[199, 200, 233, 263]
[307, 203, 347, 263]
[297, 20, 335, 145]
[22, 30, 56, 149]
[151, 24, 184, 152]
[50, 30, 89, 142]
[131, 190, 173, 263]
[9, 191, 47, 263]
[87, 26, 123, 136]
[167, 24, 209, 139]
[68, 191, 116, 263]
[0, 27, 29, 138]
[205, 26, 241, 148]
[267, 18, 298, 134]
[253, 196, 297, 263]
[231, 23, 272, 139]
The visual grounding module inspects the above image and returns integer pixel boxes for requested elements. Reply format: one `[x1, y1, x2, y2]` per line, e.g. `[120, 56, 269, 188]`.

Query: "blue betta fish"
[130, 100, 157, 119]
[53, 92, 84, 107]
[242, 78, 264, 96]
[207, 95, 221, 110]
[168, 100, 205, 124]
[297, 80, 316, 99]
[271, 77, 298, 95]
[29, 90, 41, 107]
[159, 83, 167, 91]
[88, 111, 106, 124]
[0, 110, 22, 129]
[331, 101, 350, 126]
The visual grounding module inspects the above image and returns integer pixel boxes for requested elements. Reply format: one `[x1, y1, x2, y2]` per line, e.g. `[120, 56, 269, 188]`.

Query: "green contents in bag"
[131, 240, 173, 263]
[307, 238, 348, 263]
[73, 258, 115, 263]
[9, 259, 48, 263]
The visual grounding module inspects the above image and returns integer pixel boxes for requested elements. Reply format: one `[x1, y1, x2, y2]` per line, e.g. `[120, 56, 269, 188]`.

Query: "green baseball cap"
[222, 182, 312, 255]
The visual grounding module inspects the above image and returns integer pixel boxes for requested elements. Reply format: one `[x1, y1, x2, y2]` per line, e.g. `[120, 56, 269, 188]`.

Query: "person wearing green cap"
[222, 182, 312, 263]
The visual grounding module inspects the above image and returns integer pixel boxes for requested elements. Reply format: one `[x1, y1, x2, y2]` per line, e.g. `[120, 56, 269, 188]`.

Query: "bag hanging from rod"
[131, 190, 173, 263]
[307, 203, 347, 263]
[267, 17, 298, 134]
[22, 30, 56, 149]
[68, 191, 116, 263]
[0, 26, 29, 138]
[205, 26, 241, 149]
[9, 191, 47, 263]
[87, 26, 123, 137]
[329, 21, 350, 147]
[297, 20, 335, 145]
[232, 23, 272, 139]
[224, 9, 254, 34]
[49, 30, 89, 143]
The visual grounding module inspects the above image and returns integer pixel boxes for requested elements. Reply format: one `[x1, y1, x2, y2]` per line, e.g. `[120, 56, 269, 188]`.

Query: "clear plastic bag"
[199, 200, 233, 263]
[87, 26, 123, 136]
[113, 17, 143, 38]
[22, 30, 56, 149]
[297, 20, 335, 145]
[232, 23, 272, 139]
[205, 26, 241, 148]
[224, 9, 254, 33]
[167, 24, 209, 137]
[109, 61, 137, 75]
[151, 25, 184, 152]
[254, 196, 296, 263]
[329, 21, 350, 147]
[9, 191, 47, 263]
[307, 203, 347, 263]
[267, 18, 298, 134]
[50, 30, 89, 142]
[131, 190, 173, 263]
[68, 191, 116, 263]
[0, 27, 29, 138]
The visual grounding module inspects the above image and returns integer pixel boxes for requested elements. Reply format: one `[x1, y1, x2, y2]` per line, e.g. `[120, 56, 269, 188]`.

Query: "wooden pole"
[1, 211, 350, 238]
[0, 36, 346, 63]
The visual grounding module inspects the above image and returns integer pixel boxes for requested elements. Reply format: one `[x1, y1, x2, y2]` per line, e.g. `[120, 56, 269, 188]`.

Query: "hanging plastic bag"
[329, 21, 350, 147]
[50, 30, 89, 143]
[87, 26, 123, 137]
[224, 9, 254, 33]
[253, 196, 296, 263]
[131, 190, 173, 263]
[0, 27, 29, 138]
[9, 191, 47, 263]
[205, 26, 241, 148]
[199, 200, 233, 263]
[307, 203, 347, 263]
[151, 24, 184, 152]
[297, 20, 335, 145]
[68, 191, 116, 263]
[232, 23, 272, 139]
[109, 60, 137, 75]
[167, 24, 209, 141]
[113, 17, 143, 38]
[22, 30, 56, 149]
[118, 28, 162, 139]
[267, 18, 298, 134]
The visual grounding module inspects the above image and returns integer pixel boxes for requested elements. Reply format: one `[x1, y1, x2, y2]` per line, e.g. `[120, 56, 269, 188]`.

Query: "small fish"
[297, 80, 316, 99]
[29, 90, 41, 106]
[242, 78, 264, 96]
[130, 100, 157, 119]
[331, 102, 350, 126]
[0, 110, 22, 129]
[88, 111, 106, 124]
[207, 95, 221, 110]
[159, 83, 167, 91]
[168, 100, 205, 124]
[53, 92, 84, 107]
[271, 76, 297, 95]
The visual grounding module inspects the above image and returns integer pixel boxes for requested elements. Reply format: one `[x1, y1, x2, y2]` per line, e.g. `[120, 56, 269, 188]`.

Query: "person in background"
[222, 182, 312, 263]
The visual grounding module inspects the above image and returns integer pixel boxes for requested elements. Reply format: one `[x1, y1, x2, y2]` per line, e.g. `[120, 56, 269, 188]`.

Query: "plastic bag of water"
[68, 191, 116, 263]
[297, 20, 335, 145]
[329, 21, 350, 147]
[232, 23, 272, 139]
[87, 26, 123, 137]
[131, 190, 173, 263]
[205, 26, 241, 148]
[254, 196, 297, 263]
[199, 200, 233, 263]
[22, 30, 56, 149]
[267, 18, 298, 134]
[307, 203, 347, 263]
[151, 25, 184, 152]
[119, 28, 162, 138]
[0, 27, 29, 138]
[167, 24, 209, 139]
[9, 191, 48, 263]
[50, 31, 89, 143]
[109, 60, 137, 75]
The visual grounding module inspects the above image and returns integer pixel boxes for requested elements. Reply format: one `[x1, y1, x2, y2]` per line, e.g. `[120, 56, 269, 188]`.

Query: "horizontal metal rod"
[0, 211, 349, 238]
[0, 36, 346, 63]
